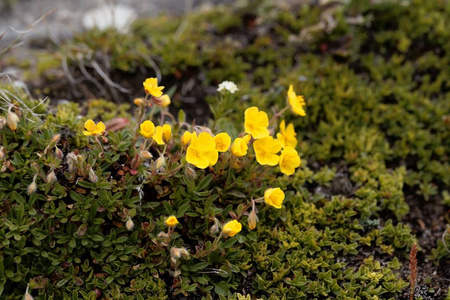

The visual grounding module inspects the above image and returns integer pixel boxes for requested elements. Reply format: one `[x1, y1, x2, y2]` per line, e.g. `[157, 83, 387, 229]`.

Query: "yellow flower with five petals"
[279, 146, 301, 175]
[230, 135, 251, 157]
[264, 188, 285, 209]
[143, 77, 164, 97]
[222, 220, 242, 237]
[165, 216, 179, 227]
[277, 120, 297, 148]
[140, 120, 156, 139]
[214, 132, 231, 152]
[186, 132, 219, 169]
[253, 136, 282, 166]
[244, 107, 269, 139]
[83, 119, 105, 136]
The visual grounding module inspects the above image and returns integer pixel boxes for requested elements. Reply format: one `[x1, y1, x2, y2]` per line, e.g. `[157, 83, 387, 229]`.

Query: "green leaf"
[189, 262, 209, 272]
[197, 174, 213, 191]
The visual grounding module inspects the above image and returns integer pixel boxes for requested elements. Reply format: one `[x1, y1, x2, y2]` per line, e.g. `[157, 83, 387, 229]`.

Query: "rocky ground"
[0, 0, 231, 47]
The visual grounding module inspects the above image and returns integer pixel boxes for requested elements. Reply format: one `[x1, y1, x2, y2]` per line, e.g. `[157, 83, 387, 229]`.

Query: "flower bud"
[46, 169, 57, 184]
[140, 150, 153, 159]
[0, 116, 6, 130]
[7, 111, 19, 131]
[155, 94, 171, 107]
[55, 146, 64, 159]
[25, 284, 34, 300]
[248, 209, 258, 231]
[126, 218, 134, 231]
[170, 247, 189, 264]
[185, 165, 196, 179]
[210, 218, 220, 235]
[0, 146, 5, 160]
[27, 181, 37, 195]
[155, 156, 166, 169]
[134, 98, 145, 106]
[51, 134, 61, 145]
[89, 167, 98, 183]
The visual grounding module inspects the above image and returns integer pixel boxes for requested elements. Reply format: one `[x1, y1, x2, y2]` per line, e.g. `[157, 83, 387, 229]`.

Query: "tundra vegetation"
[0, 0, 449, 299]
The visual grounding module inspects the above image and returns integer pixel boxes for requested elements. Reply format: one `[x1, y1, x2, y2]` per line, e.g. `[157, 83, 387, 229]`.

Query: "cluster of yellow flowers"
[180, 84, 304, 176]
[81, 77, 306, 238]
[140, 121, 172, 145]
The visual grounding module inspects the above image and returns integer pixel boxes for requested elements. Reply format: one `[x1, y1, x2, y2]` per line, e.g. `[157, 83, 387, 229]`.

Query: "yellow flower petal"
[162, 124, 172, 143]
[84, 119, 97, 132]
[181, 131, 192, 146]
[152, 126, 165, 145]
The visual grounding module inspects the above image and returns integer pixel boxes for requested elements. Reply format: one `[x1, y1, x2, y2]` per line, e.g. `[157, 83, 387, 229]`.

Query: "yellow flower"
[279, 147, 301, 175]
[181, 131, 194, 146]
[143, 77, 164, 97]
[277, 120, 297, 148]
[230, 135, 251, 157]
[83, 119, 105, 136]
[287, 85, 306, 116]
[244, 107, 269, 139]
[165, 215, 179, 227]
[158, 94, 171, 107]
[152, 124, 172, 145]
[222, 220, 242, 237]
[264, 188, 285, 209]
[140, 120, 156, 138]
[214, 132, 231, 152]
[186, 132, 219, 169]
[253, 136, 282, 166]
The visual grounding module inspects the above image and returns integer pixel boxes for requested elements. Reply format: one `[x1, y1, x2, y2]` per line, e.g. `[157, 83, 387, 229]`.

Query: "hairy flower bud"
[170, 247, 190, 264]
[47, 169, 57, 184]
[24, 284, 34, 300]
[210, 218, 220, 235]
[89, 167, 98, 183]
[55, 146, 64, 159]
[0, 146, 5, 160]
[140, 150, 153, 159]
[185, 166, 196, 179]
[0, 116, 6, 130]
[126, 218, 134, 231]
[248, 208, 258, 231]
[155, 156, 166, 169]
[7, 111, 19, 131]
[27, 181, 37, 195]
[51, 134, 61, 145]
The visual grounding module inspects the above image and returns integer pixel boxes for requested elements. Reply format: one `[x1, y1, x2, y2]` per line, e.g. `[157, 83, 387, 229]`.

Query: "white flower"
[217, 81, 239, 94]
